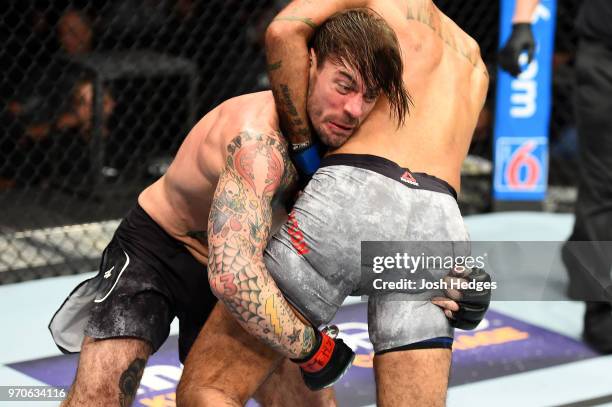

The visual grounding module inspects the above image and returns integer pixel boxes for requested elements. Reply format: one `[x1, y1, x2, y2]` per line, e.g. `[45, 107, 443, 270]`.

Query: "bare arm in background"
[499, 0, 541, 76]
[512, 0, 540, 23]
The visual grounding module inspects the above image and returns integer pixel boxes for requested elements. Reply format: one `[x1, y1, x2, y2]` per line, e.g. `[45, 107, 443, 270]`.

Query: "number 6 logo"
[505, 140, 541, 189]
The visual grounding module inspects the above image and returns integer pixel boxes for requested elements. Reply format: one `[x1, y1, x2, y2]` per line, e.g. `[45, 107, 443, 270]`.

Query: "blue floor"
[1, 212, 611, 406]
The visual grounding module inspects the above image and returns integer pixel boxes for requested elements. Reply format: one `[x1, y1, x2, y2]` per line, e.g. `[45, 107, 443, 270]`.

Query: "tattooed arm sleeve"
[207, 131, 316, 359]
[265, 0, 368, 146]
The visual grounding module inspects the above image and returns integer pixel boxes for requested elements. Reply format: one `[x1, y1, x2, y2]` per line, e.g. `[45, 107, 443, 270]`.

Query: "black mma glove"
[449, 268, 492, 330]
[499, 23, 536, 77]
[292, 326, 355, 391]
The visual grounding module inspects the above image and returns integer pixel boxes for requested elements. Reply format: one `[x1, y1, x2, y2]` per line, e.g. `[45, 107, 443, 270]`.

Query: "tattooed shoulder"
[223, 130, 297, 214]
[227, 130, 288, 156]
[406, 0, 483, 71]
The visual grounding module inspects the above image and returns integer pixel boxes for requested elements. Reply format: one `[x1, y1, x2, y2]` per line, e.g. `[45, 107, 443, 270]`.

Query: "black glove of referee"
[499, 23, 536, 77]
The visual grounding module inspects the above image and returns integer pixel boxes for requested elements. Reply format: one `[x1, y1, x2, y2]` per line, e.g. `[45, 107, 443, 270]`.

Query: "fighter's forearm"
[512, 0, 540, 23]
[208, 240, 316, 359]
[208, 131, 316, 359]
[265, 20, 313, 147]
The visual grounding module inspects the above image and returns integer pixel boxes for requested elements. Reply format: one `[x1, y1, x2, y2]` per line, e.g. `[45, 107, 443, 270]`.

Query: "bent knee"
[62, 382, 123, 407]
[67, 337, 150, 407]
[177, 384, 244, 407]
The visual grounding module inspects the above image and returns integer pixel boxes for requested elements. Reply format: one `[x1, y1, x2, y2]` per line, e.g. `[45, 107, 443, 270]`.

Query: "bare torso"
[138, 1, 486, 263]
[333, 0, 489, 192]
[138, 91, 284, 264]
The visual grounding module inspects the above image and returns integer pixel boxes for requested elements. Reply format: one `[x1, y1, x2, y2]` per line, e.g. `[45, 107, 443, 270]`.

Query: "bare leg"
[177, 303, 337, 406]
[374, 349, 451, 407]
[254, 358, 338, 407]
[177, 304, 283, 406]
[62, 336, 151, 407]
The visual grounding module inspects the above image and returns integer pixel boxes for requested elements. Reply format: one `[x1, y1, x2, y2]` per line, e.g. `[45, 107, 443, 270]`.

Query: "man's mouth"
[329, 121, 354, 133]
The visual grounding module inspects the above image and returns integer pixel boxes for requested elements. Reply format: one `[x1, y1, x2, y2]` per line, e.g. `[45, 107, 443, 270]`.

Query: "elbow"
[264, 23, 306, 54]
[207, 269, 227, 302]
[208, 275, 222, 301]
[264, 23, 286, 52]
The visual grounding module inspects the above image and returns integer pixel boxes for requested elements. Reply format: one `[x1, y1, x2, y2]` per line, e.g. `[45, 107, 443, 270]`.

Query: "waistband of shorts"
[116, 203, 186, 254]
[320, 153, 457, 200]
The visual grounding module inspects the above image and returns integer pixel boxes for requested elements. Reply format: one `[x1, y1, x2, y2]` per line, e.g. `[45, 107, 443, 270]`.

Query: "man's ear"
[309, 48, 317, 67]
[308, 49, 318, 81]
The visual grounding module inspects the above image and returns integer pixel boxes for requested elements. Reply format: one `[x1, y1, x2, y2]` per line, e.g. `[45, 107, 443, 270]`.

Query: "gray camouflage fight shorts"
[264, 154, 469, 353]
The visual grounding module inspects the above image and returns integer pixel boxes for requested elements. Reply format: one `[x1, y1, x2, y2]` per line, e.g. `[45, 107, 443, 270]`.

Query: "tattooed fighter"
[49, 8, 408, 407]
[180, 1, 492, 406]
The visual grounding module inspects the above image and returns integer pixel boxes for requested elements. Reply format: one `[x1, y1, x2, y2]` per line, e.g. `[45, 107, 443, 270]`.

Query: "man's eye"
[337, 84, 351, 94]
[364, 94, 378, 103]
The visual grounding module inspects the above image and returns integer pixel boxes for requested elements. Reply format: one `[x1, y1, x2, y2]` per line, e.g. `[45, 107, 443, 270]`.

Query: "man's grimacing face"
[306, 50, 379, 148]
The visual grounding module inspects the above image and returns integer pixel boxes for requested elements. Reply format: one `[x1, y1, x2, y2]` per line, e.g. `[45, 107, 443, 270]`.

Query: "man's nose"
[343, 94, 364, 121]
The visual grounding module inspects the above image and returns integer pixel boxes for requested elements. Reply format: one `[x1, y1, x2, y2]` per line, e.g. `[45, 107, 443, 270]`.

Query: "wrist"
[512, 0, 538, 24]
[291, 327, 321, 362]
[292, 328, 340, 374]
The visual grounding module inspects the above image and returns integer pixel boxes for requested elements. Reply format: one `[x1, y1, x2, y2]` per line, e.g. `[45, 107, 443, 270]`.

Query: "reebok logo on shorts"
[103, 266, 114, 279]
[400, 170, 419, 186]
[94, 250, 130, 303]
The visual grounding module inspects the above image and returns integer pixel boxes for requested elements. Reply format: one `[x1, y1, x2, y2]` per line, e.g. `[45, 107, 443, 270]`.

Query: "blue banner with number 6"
[493, 0, 556, 201]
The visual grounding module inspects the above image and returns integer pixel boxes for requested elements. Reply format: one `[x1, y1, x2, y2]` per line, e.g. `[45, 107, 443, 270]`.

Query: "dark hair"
[311, 8, 411, 124]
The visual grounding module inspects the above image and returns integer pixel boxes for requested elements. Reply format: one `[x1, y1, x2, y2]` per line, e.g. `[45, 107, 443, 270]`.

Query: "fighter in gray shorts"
[264, 153, 467, 353]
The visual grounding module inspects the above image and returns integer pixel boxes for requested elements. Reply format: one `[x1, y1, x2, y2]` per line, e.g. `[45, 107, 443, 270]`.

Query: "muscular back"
[138, 92, 290, 264]
[334, 0, 489, 192]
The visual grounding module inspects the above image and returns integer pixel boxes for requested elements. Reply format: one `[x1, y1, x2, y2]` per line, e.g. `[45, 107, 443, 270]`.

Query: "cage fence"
[0, 0, 582, 283]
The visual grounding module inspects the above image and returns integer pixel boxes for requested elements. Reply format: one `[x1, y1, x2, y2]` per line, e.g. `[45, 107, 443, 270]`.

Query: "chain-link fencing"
[0, 0, 582, 283]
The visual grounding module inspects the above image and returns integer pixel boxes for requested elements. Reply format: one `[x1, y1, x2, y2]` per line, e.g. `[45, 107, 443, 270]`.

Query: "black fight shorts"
[49, 204, 216, 362]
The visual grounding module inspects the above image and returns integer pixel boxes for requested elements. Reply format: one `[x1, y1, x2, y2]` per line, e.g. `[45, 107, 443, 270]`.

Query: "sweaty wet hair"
[310, 8, 411, 125]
